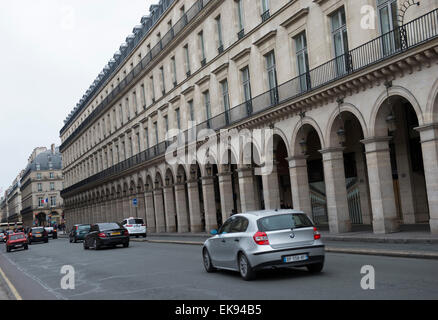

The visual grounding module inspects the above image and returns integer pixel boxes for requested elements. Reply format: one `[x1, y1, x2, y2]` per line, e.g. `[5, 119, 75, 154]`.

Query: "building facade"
[1, 172, 24, 223]
[60, 0, 438, 234]
[20, 145, 64, 226]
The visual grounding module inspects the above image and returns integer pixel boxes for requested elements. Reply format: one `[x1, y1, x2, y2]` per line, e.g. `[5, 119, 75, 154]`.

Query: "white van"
[121, 218, 147, 238]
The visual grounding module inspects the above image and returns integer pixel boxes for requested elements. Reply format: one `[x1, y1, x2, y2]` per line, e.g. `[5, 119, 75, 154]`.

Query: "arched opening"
[329, 110, 371, 227]
[36, 212, 46, 226]
[154, 172, 167, 232]
[295, 124, 327, 226]
[189, 163, 205, 231]
[274, 135, 292, 209]
[165, 168, 178, 232]
[241, 142, 264, 210]
[176, 165, 191, 232]
[375, 95, 429, 225]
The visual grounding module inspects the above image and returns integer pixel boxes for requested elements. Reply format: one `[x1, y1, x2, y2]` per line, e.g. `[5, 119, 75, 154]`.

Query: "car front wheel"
[238, 253, 256, 281]
[203, 249, 216, 273]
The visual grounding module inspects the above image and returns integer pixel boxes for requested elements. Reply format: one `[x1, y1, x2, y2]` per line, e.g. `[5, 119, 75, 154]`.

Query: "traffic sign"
[133, 198, 138, 207]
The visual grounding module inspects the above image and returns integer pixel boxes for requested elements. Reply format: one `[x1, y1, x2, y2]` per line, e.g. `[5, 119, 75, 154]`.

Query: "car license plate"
[111, 232, 121, 236]
[283, 254, 309, 263]
[36, 234, 42, 237]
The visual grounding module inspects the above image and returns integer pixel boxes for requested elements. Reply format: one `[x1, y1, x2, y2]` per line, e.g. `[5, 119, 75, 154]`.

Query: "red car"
[6, 232, 28, 252]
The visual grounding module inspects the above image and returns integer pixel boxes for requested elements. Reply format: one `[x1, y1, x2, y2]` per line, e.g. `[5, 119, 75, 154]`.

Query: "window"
[37, 183, 42, 192]
[171, 56, 177, 86]
[38, 197, 44, 207]
[125, 98, 130, 120]
[199, 31, 206, 66]
[154, 122, 159, 144]
[37, 173, 42, 180]
[145, 128, 150, 149]
[221, 79, 230, 124]
[150, 76, 155, 102]
[184, 44, 191, 76]
[136, 133, 141, 153]
[231, 217, 249, 233]
[141, 84, 146, 107]
[160, 66, 165, 94]
[236, 0, 245, 33]
[129, 137, 133, 157]
[265, 51, 278, 105]
[261, 0, 270, 21]
[36, 163, 41, 171]
[378, 0, 400, 55]
[175, 108, 181, 129]
[50, 196, 57, 207]
[188, 100, 194, 122]
[216, 16, 224, 52]
[50, 182, 55, 191]
[164, 115, 169, 133]
[119, 104, 124, 124]
[133, 92, 138, 113]
[294, 32, 310, 91]
[203, 91, 211, 127]
[257, 214, 313, 232]
[241, 66, 252, 115]
[331, 7, 349, 75]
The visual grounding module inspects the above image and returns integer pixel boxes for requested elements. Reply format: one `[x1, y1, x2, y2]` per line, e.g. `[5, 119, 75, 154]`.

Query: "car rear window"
[257, 214, 313, 232]
[10, 234, 25, 240]
[33, 228, 44, 232]
[128, 219, 144, 224]
[78, 225, 90, 231]
[99, 223, 121, 231]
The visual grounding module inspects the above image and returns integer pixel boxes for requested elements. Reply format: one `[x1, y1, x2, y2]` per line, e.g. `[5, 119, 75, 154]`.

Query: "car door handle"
[234, 239, 240, 242]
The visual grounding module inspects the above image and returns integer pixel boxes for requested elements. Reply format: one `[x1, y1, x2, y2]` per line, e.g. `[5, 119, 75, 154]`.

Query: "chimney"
[51, 144, 55, 154]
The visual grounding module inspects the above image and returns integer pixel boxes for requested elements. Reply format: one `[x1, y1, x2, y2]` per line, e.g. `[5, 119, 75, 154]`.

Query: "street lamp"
[299, 137, 307, 155]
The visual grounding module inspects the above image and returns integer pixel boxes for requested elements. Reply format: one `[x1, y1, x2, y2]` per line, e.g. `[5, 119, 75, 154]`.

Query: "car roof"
[236, 209, 306, 219]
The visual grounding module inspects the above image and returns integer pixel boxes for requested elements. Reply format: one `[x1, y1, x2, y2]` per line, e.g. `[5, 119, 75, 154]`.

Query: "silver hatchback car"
[202, 210, 325, 280]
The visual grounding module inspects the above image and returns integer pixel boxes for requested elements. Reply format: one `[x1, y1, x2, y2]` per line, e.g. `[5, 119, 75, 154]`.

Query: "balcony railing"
[61, 8, 438, 197]
[60, 0, 214, 144]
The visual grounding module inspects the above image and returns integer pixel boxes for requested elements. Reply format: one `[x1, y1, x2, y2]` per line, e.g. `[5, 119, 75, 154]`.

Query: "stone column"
[174, 183, 189, 232]
[261, 162, 281, 210]
[116, 195, 124, 223]
[238, 167, 257, 212]
[201, 176, 218, 232]
[361, 137, 400, 234]
[320, 148, 352, 234]
[163, 186, 177, 233]
[111, 197, 117, 222]
[288, 156, 312, 217]
[355, 152, 372, 225]
[416, 124, 438, 234]
[144, 191, 156, 233]
[187, 180, 203, 232]
[153, 188, 166, 233]
[218, 172, 234, 222]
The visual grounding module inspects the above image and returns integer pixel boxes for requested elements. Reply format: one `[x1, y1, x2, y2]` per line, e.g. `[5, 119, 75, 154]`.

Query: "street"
[0, 238, 437, 300]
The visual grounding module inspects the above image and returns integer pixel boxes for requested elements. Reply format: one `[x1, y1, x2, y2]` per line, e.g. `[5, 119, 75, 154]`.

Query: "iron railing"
[61, 8, 438, 196]
[60, 0, 212, 138]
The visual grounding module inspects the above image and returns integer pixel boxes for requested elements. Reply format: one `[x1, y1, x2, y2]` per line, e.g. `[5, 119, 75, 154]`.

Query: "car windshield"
[98, 223, 121, 231]
[128, 219, 144, 224]
[257, 214, 313, 232]
[32, 228, 45, 233]
[78, 225, 90, 231]
[10, 234, 25, 240]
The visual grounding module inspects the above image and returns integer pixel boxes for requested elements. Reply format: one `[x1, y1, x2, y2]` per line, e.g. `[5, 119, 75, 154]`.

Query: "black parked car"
[69, 224, 91, 243]
[28, 227, 49, 244]
[83, 223, 129, 250]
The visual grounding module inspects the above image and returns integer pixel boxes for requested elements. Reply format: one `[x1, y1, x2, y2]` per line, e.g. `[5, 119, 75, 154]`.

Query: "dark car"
[6, 233, 28, 252]
[83, 223, 129, 250]
[69, 224, 91, 243]
[28, 227, 49, 244]
[45, 227, 58, 239]
[0, 229, 6, 243]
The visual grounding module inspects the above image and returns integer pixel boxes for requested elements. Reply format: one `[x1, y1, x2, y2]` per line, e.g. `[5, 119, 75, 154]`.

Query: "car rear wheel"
[123, 242, 129, 248]
[69, 237, 73, 243]
[307, 262, 324, 274]
[24, 244, 28, 250]
[203, 249, 216, 273]
[83, 240, 89, 250]
[238, 253, 256, 281]
[6, 246, 10, 253]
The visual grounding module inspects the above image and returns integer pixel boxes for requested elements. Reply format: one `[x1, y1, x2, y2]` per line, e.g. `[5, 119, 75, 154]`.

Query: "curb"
[131, 239, 438, 260]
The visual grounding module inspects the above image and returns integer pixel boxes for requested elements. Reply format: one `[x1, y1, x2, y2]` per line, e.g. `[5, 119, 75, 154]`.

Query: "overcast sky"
[0, 0, 155, 193]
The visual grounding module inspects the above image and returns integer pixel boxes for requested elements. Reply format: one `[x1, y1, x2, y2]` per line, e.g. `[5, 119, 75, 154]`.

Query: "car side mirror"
[210, 229, 218, 235]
